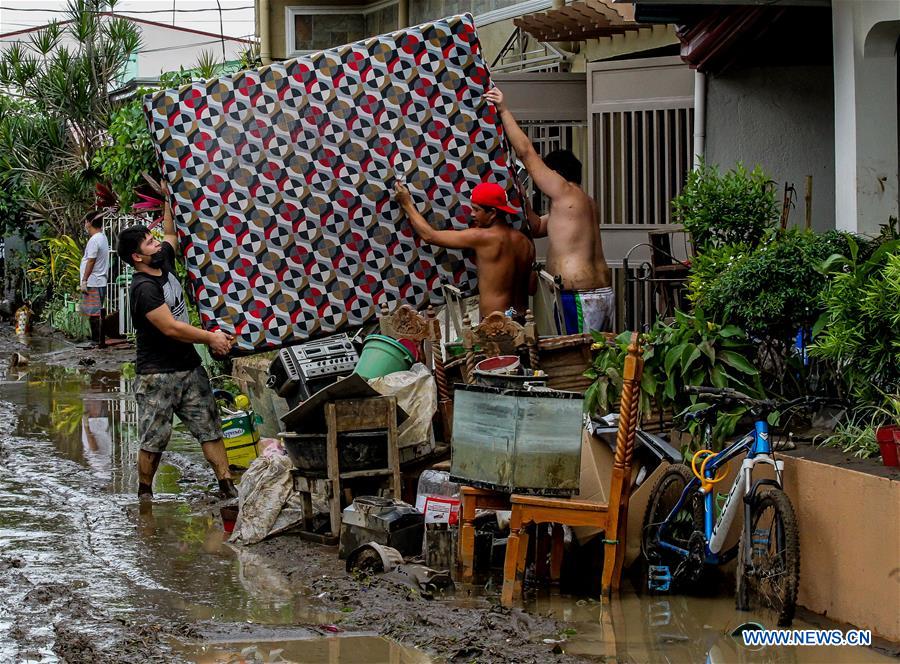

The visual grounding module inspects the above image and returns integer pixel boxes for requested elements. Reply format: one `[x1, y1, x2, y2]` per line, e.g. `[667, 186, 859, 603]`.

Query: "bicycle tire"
[736, 487, 800, 627]
[641, 464, 704, 589]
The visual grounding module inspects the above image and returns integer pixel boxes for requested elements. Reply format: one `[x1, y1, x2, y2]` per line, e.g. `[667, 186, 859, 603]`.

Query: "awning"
[514, 0, 643, 42]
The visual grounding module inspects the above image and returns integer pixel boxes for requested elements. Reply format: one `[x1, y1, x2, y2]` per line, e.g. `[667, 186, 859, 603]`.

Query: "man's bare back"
[544, 187, 611, 291]
[473, 223, 534, 317]
[393, 181, 535, 319]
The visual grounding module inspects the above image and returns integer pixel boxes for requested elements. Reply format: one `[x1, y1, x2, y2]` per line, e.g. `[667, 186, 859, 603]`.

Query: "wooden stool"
[458, 486, 511, 581]
[500, 333, 645, 605]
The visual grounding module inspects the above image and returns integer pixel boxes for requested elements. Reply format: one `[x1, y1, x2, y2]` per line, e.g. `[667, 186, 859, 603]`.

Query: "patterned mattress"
[143, 14, 521, 353]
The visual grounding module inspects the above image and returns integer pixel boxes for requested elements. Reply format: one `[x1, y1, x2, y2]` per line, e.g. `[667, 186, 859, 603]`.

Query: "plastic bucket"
[876, 426, 900, 467]
[355, 334, 415, 379]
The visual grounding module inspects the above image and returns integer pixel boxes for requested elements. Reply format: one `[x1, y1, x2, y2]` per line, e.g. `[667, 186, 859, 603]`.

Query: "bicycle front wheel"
[736, 487, 800, 626]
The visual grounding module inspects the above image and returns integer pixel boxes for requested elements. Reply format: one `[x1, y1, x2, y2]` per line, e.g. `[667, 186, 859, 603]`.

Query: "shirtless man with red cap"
[394, 181, 534, 319]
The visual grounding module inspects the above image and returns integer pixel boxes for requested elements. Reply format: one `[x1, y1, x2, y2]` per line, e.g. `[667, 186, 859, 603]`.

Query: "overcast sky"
[0, 0, 255, 39]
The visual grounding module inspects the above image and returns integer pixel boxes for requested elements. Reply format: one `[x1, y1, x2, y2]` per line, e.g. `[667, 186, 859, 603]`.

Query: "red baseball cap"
[471, 182, 517, 214]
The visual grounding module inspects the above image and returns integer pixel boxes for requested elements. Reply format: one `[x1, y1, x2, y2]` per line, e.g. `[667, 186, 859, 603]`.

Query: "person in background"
[485, 86, 615, 334]
[116, 184, 237, 501]
[394, 181, 535, 320]
[80, 211, 109, 348]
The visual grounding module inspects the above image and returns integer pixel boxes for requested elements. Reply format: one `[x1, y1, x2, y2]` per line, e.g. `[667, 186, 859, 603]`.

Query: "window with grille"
[593, 107, 694, 226]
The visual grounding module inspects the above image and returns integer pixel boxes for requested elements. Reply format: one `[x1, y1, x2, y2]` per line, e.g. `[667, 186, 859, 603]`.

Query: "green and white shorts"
[134, 366, 222, 453]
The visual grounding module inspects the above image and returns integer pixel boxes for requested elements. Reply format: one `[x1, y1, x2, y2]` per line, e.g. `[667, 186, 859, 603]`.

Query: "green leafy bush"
[672, 161, 778, 250]
[811, 238, 900, 405]
[688, 229, 853, 341]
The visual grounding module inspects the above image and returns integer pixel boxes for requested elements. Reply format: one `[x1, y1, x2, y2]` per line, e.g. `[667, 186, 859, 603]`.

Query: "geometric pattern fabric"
[143, 14, 522, 353]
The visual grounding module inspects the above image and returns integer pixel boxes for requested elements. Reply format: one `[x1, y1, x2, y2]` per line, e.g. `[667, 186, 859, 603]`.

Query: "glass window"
[293, 13, 367, 52]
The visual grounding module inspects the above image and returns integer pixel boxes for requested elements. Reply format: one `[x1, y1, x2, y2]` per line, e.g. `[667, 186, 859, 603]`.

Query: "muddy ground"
[0, 327, 579, 664]
[2, 325, 897, 664]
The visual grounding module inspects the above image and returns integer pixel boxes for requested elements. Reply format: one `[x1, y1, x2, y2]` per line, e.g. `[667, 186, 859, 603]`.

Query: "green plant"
[27, 234, 84, 295]
[817, 417, 879, 459]
[672, 160, 779, 250]
[585, 310, 763, 445]
[92, 100, 158, 212]
[810, 237, 900, 405]
[688, 229, 854, 341]
[0, 0, 142, 236]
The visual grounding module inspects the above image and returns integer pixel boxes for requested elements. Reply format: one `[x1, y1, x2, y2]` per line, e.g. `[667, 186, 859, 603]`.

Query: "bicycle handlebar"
[684, 387, 843, 415]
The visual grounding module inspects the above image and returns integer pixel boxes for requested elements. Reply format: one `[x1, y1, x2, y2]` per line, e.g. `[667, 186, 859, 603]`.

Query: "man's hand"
[80, 281, 88, 293]
[208, 330, 234, 356]
[484, 87, 506, 112]
[393, 182, 414, 210]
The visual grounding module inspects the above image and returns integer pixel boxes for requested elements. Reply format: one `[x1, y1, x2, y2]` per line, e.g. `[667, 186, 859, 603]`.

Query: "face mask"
[143, 248, 165, 269]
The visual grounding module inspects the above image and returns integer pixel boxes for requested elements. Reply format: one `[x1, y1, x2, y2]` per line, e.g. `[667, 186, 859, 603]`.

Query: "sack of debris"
[228, 454, 305, 545]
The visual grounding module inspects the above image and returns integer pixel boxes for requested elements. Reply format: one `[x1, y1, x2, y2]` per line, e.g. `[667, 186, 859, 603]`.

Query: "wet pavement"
[0, 333, 896, 663]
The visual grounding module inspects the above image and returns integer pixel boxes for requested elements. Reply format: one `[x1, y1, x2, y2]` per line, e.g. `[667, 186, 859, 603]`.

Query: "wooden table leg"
[513, 523, 530, 600]
[501, 528, 521, 606]
[550, 523, 564, 582]
[459, 491, 477, 581]
[325, 403, 341, 536]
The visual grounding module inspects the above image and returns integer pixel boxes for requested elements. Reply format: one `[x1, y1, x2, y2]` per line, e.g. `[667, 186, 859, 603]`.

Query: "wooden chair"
[501, 332, 644, 605]
[460, 309, 540, 384]
[378, 302, 453, 441]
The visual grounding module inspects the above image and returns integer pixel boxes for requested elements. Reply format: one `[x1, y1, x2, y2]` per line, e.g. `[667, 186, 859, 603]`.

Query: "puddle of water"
[175, 635, 431, 664]
[133, 500, 334, 626]
[2, 362, 211, 495]
[524, 591, 894, 663]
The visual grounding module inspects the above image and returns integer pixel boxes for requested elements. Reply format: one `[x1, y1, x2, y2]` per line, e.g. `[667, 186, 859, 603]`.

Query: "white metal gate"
[587, 56, 695, 330]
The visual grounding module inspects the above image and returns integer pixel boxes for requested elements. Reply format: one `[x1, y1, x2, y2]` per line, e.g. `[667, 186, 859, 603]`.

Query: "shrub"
[585, 309, 763, 446]
[672, 160, 779, 250]
[688, 229, 854, 341]
[811, 237, 900, 405]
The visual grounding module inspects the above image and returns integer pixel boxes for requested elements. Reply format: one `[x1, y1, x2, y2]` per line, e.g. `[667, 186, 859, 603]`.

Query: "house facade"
[0, 15, 253, 86]
[632, 0, 899, 237]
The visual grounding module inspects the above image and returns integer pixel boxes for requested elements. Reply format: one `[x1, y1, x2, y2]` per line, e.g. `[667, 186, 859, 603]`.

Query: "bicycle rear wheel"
[642, 464, 704, 589]
[736, 487, 800, 626]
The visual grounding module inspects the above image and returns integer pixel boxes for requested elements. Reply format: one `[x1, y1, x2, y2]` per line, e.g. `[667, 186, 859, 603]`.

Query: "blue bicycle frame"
[655, 418, 782, 565]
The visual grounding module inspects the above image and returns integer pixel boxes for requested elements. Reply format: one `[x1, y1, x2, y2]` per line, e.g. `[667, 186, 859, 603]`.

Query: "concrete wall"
[705, 65, 836, 233]
[782, 456, 900, 642]
[832, 0, 900, 235]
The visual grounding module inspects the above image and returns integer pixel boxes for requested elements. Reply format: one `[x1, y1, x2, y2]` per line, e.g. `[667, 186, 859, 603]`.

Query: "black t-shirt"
[129, 242, 202, 375]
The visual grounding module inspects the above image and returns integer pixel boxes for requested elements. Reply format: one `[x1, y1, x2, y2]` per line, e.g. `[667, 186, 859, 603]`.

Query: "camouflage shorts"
[134, 366, 222, 453]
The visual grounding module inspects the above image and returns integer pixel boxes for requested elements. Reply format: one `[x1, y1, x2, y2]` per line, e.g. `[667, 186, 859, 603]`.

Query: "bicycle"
[641, 386, 822, 627]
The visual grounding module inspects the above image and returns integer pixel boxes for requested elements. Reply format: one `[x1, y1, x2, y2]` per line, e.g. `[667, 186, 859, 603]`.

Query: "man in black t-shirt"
[117, 186, 237, 501]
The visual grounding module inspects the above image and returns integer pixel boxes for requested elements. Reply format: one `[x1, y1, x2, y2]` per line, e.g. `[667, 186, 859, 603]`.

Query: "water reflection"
[525, 592, 893, 663]
[176, 635, 431, 664]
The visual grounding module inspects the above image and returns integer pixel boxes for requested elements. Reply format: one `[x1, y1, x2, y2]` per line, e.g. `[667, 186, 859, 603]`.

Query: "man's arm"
[81, 257, 96, 290]
[394, 183, 488, 250]
[145, 303, 233, 355]
[484, 87, 570, 201]
[160, 181, 178, 253]
[523, 197, 549, 239]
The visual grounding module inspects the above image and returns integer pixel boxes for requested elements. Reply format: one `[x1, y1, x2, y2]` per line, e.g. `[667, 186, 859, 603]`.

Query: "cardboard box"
[573, 428, 669, 568]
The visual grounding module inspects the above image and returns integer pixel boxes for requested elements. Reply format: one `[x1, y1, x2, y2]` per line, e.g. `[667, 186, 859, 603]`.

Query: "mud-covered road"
[1, 328, 895, 664]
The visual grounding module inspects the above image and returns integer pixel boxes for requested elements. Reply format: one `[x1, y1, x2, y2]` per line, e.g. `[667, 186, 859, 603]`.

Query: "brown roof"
[514, 0, 644, 42]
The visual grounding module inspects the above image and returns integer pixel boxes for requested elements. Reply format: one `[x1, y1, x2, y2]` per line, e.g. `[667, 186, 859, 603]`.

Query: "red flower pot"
[875, 425, 900, 467]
